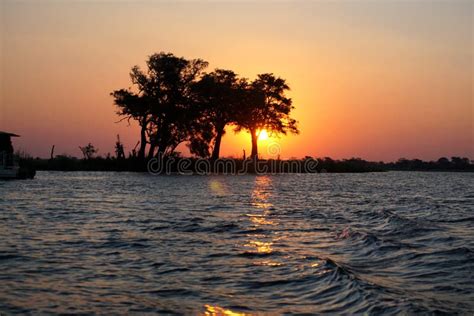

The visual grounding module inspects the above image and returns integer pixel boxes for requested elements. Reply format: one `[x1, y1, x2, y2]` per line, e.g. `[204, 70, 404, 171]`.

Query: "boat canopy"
[0, 131, 20, 137]
[0, 131, 19, 154]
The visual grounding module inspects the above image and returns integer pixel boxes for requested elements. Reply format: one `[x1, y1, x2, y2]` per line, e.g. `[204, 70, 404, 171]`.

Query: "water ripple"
[0, 171, 473, 314]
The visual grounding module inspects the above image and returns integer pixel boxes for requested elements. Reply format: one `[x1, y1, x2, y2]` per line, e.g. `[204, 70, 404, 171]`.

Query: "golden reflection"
[253, 260, 282, 267]
[202, 304, 250, 316]
[246, 214, 274, 225]
[243, 176, 279, 260]
[250, 201, 272, 210]
[251, 176, 272, 201]
[250, 176, 273, 215]
[245, 240, 273, 254]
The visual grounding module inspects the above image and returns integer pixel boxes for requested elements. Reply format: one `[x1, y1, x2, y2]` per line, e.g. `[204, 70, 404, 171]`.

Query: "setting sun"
[258, 130, 269, 141]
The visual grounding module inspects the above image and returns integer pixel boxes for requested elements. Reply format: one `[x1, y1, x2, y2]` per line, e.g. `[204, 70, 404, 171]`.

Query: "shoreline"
[19, 156, 474, 174]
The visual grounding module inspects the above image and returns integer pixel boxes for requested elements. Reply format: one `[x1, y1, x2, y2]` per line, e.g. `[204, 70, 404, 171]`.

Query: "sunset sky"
[1, 0, 472, 161]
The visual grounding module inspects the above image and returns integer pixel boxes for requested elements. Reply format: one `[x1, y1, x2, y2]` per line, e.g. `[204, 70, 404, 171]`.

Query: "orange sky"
[1, 1, 472, 161]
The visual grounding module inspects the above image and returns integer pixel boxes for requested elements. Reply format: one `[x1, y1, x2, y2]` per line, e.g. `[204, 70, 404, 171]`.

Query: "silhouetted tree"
[235, 74, 299, 159]
[112, 89, 149, 160]
[437, 157, 450, 169]
[79, 143, 98, 159]
[144, 53, 208, 157]
[115, 135, 125, 159]
[112, 52, 208, 158]
[451, 156, 470, 169]
[192, 69, 244, 159]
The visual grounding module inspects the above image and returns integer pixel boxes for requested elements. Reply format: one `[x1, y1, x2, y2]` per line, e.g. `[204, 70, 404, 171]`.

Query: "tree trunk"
[155, 138, 168, 158]
[138, 123, 147, 160]
[147, 142, 156, 159]
[155, 146, 165, 158]
[211, 128, 224, 160]
[250, 129, 258, 159]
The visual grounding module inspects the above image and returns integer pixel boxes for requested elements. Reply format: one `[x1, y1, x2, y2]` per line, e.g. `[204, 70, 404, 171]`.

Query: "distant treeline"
[20, 156, 474, 173]
[384, 157, 473, 172]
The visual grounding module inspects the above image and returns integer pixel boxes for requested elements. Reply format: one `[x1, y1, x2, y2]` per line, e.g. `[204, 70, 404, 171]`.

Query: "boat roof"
[0, 131, 20, 137]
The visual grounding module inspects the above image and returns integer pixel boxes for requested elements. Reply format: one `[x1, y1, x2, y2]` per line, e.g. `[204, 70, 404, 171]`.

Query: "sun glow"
[258, 129, 269, 141]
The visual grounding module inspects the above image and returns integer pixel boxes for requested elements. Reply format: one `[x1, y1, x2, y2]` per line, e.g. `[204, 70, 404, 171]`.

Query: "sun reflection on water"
[202, 304, 250, 316]
[246, 214, 274, 225]
[245, 240, 273, 254]
[242, 176, 280, 262]
[253, 260, 283, 267]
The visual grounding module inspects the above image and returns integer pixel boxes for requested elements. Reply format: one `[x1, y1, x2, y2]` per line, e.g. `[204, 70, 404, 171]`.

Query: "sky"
[1, 0, 472, 161]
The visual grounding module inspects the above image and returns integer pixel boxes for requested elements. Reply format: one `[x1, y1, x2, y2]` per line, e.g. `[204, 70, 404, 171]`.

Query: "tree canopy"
[191, 69, 245, 159]
[235, 74, 299, 158]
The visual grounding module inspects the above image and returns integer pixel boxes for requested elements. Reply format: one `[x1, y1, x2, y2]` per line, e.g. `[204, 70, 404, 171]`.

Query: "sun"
[258, 129, 269, 141]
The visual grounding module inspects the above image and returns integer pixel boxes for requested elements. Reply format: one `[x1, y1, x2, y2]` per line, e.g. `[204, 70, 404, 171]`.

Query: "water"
[0, 171, 473, 314]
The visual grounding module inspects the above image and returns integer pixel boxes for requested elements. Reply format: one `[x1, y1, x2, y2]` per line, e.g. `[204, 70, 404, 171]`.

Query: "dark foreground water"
[0, 171, 473, 314]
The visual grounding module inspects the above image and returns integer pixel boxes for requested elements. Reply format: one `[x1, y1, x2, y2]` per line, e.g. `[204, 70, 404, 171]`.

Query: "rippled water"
[1, 171, 473, 314]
